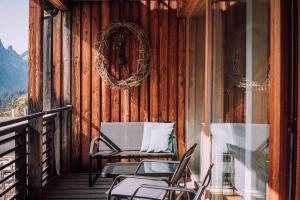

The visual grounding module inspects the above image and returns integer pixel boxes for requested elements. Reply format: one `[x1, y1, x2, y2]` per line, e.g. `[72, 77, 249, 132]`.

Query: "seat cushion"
[107, 177, 168, 200]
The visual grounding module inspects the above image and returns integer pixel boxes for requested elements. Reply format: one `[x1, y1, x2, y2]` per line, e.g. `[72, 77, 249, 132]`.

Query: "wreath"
[226, 50, 270, 91]
[95, 22, 151, 89]
[225, 25, 270, 92]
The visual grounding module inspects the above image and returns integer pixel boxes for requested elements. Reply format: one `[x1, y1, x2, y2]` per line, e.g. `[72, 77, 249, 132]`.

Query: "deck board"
[43, 174, 112, 200]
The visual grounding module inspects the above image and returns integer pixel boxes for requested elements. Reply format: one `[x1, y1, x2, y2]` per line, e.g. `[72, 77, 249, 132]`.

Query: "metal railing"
[0, 105, 72, 199]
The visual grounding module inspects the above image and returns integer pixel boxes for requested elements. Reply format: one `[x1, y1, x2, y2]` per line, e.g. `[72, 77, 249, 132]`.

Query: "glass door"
[185, 12, 206, 181]
[206, 0, 270, 199]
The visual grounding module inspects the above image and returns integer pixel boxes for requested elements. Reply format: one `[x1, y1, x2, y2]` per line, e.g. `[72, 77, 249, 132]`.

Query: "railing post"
[15, 128, 27, 200]
[28, 0, 44, 199]
[28, 118, 43, 199]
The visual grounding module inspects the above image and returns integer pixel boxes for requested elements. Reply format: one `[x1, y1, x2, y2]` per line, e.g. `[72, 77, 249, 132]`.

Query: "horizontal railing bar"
[0, 114, 54, 138]
[42, 139, 51, 146]
[42, 130, 53, 137]
[43, 113, 57, 122]
[42, 173, 50, 182]
[0, 177, 24, 197]
[0, 114, 54, 134]
[42, 148, 51, 155]
[7, 191, 23, 200]
[44, 105, 72, 115]
[0, 168, 22, 184]
[0, 154, 26, 171]
[0, 112, 44, 128]
[0, 122, 28, 137]
[0, 134, 20, 146]
[42, 156, 50, 164]
[42, 166, 50, 174]
[0, 145, 21, 157]
[0, 105, 72, 128]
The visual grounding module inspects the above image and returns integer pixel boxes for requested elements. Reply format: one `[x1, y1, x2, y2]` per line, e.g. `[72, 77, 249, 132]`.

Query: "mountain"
[21, 51, 28, 61]
[0, 39, 28, 93]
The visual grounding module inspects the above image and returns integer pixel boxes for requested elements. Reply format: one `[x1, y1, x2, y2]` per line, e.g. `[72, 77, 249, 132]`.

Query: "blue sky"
[0, 0, 28, 54]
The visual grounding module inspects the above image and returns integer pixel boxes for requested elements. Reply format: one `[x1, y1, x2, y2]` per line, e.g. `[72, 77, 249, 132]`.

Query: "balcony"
[0, 0, 297, 200]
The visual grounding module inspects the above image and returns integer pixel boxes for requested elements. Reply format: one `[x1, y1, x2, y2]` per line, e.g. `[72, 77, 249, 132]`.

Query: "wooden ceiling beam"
[49, 0, 69, 10]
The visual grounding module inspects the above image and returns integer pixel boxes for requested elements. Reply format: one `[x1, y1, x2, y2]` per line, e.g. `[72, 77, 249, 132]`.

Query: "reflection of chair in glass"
[226, 137, 269, 197]
[221, 152, 235, 193]
[210, 123, 269, 198]
[106, 144, 197, 200]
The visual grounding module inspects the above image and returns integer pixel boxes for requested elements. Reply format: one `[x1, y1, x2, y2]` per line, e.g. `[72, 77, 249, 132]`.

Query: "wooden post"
[62, 10, 71, 173]
[15, 128, 27, 200]
[43, 16, 52, 111]
[28, 0, 44, 199]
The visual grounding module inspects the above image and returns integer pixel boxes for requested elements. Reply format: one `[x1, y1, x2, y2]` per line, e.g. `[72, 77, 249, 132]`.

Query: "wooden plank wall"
[52, 0, 186, 171]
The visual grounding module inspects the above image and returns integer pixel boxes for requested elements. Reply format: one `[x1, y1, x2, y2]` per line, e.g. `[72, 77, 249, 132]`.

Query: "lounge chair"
[130, 163, 214, 200]
[106, 144, 197, 200]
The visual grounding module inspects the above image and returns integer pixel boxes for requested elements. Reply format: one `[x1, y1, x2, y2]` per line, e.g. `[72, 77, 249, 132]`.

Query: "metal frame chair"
[89, 122, 178, 187]
[106, 144, 198, 200]
[130, 163, 214, 200]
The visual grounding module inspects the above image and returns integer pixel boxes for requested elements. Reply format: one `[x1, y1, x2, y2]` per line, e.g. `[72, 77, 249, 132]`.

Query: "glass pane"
[186, 14, 206, 181]
[209, 1, 270, 199]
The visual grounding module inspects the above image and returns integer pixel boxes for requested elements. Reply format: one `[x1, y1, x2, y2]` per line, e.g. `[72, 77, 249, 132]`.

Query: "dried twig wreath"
[225, 25, 270, 92]
[226, 50, 270, 91]
[95, 22, 151, 89]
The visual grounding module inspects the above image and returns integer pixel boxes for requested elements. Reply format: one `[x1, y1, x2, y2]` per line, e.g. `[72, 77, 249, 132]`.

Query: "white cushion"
[140, 122, 174, 151]
[147, 128, 173, 153]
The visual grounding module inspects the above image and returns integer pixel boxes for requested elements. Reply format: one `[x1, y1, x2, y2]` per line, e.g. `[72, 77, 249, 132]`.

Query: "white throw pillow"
[147, 128, 173, 153]
[140, 122, 175, 151]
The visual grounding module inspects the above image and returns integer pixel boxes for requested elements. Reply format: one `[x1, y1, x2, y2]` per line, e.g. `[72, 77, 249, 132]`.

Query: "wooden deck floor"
[43, 174, 113, 200]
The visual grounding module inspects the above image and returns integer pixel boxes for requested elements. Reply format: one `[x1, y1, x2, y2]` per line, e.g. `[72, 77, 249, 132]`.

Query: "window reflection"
[208, 0, 270, 199]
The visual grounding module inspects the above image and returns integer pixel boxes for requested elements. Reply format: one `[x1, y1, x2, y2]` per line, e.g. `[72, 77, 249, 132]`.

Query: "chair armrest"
[135, 160, 180, 175]
[89, 136, 100, 156]
[130, 184, 198, 200]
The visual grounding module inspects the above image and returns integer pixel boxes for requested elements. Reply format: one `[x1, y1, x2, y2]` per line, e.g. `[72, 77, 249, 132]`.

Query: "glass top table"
[101, 161, 179, 178]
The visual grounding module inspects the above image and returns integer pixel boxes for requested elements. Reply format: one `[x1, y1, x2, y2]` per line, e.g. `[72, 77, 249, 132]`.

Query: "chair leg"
[97, 157, 102, 171]
[89, 156, 93, 187]
[91, 157, 102, 186]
